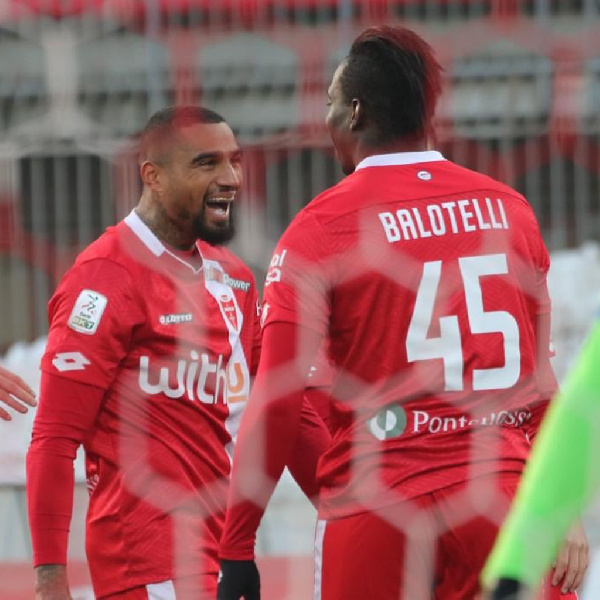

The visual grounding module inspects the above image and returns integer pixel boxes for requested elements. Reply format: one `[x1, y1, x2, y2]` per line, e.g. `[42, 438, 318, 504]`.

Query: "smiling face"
[147, 121, 243, 246]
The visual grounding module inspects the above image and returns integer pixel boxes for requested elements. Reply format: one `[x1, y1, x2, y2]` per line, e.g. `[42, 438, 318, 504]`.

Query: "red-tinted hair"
[342, 25, 443, 143]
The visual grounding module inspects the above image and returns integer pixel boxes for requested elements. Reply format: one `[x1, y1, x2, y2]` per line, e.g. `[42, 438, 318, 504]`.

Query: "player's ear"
[140, 161, 163, 192]
[349, 98, 364, 131]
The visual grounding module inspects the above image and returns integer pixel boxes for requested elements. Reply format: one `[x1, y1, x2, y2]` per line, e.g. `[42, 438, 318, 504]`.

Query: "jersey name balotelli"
[40, 211, 260, 595]
[261, 151, 557, 519]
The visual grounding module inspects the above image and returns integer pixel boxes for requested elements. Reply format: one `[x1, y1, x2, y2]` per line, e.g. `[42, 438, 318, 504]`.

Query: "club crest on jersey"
[215, 293, 238, 330]
[67, 290, 107, 335]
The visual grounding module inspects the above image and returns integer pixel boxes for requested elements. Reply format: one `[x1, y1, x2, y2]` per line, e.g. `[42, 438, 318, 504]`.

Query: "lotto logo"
[52, 352, 91, 372]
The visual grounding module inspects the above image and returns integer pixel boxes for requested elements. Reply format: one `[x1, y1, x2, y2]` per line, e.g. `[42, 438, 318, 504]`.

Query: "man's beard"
[192, 204, 236, 246]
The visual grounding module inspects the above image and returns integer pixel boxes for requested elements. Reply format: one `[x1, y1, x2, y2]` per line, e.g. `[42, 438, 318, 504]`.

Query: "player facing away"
[0, 364, 37, 421]
[26, 106, 329, 600]
[217, 26, 587, 600]
[482, 319, 600, 599]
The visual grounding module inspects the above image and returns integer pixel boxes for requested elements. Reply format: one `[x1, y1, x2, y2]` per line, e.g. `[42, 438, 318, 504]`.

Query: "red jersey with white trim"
[40, 211, 260, 596]
[261, 151, 557, 519]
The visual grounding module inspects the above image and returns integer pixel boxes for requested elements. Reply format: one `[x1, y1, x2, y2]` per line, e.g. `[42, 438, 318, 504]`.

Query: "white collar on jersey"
[124, 209, 204, 274]
[355, 150, 445, 171]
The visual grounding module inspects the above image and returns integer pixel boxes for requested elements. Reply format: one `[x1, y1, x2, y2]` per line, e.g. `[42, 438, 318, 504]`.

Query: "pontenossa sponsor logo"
[138, 352, 248, 404]
[368, 406, 531, 440]
[411, 409, 532, 434]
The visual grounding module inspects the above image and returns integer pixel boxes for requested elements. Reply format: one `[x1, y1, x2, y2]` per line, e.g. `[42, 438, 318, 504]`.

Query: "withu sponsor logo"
[138, 352, 248, 404]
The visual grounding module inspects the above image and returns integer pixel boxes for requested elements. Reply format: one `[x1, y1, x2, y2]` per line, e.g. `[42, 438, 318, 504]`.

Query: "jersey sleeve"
[249, 285, 262, 376]
[482, 320, 600, 589]
[42, 258, 144, 387]
[27, 373, 105, 565]
[287, 395, 332, 504]
[220, 320, 323, 560]
[261, 213, 331, 338]
[523, 215, 557, 399]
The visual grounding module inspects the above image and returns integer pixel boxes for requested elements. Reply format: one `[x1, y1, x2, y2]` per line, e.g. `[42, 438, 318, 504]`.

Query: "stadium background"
[1, 0, 600, 597]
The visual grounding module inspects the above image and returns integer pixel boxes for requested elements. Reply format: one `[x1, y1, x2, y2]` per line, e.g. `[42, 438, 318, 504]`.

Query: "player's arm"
[27, 258, 142, 599]
[218, 320, 321, 600]
[482, 320, 600, 596]
[249, 279, 331, 505]
[220, 320, 322, 557]
[287, 393, 332, 505]
[0, 364, 37, 421]
[287, 349, 335, 504]
[218, 214, 330, 600]
[526, 237, 556, 445]
[27, 374, 105, 599]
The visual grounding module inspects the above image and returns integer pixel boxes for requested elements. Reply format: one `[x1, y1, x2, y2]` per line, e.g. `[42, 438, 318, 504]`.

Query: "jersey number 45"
[406, 253, 520, 392]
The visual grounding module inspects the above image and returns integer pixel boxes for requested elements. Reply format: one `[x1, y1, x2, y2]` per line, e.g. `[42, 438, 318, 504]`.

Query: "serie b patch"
[68, 289, 108, 335]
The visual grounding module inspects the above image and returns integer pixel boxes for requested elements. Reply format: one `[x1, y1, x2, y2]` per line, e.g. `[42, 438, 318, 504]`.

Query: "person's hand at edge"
[0, 364, 37, 421]
[551, 519, 589, 593]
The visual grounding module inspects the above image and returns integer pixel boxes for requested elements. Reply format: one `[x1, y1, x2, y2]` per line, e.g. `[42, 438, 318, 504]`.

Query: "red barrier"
[0, 556, 314, 600]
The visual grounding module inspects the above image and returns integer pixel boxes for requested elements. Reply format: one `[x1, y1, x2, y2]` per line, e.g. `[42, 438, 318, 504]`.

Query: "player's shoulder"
[305, 175, 362, 219]
[282, 178, 351, 235]
[73, 222, 131, 269]
[443, 160, 528, 204]
[62, 222, 138, 291]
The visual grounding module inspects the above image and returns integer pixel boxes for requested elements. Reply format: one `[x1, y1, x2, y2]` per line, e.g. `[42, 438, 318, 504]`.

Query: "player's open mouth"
[205, 197, 233, 219]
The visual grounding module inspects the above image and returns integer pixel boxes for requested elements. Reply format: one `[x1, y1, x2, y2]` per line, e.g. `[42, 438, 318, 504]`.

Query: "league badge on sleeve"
[68, 289, 108, 335]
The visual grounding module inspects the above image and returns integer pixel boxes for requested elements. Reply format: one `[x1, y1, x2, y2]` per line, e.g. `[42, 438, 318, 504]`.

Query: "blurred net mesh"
[0, 1, 599, 598]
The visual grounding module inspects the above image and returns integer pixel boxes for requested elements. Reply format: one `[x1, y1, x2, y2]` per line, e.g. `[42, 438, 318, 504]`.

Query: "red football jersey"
[39, 211, 260, 596]
[261, 151, 557, 519]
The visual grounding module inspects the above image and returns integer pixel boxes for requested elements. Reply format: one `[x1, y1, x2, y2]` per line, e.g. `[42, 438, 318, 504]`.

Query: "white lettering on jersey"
[68, 289, 108, 335]
[378, 198, 508, 243]
[159, 313, 193, 325]
[223, 273, 250, 292]
[265, 249, 287, 286]
[138, 352, 248, 405]
[52, 351, 91, 372]
[205, 266, 251, 292]
[411, 408, 531, 434]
